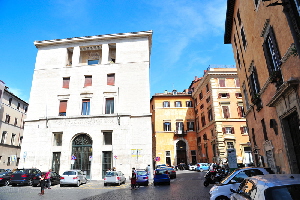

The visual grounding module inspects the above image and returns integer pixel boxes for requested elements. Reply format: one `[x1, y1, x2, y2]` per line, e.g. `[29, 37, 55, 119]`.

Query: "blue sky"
[0, 0, 235, 103]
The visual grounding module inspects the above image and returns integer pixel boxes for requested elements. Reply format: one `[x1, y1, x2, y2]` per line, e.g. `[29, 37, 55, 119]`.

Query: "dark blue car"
[153, 169, 170, 186]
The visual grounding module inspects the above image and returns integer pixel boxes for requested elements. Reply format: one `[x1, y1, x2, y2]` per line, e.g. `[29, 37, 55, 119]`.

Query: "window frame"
[105, 98, 114, 114]
[84, 75, 92, 87]
[63, 77, 70, 88]
[81, 99, 90, 115]
[163, 101, 170, 108]
[186, 101, 193, 107]
[163, 122, 171, 131]
[107, 74, 115, 86]
[174, 101, 182, 107]
[103, 132, 112, 145]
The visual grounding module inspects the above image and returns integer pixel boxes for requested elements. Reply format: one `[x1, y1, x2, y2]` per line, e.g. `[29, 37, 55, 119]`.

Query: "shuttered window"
[219, 78, 225, 87]
[107, 74, 115, 85]
[84, 76, 92, 87]
[59, 100, 67, 116]
[222, 106, 230, 118]
[63, 77, 70, 88]
[81, 99, 90, 115]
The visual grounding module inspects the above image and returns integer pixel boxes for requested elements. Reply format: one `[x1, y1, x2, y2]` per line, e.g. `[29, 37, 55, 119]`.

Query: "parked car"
[103, 171, 126, 186]
[178, 163, 189, 170]
[32, 171, 61, 187]
[196, 163, 209, 172]
[10, 168, 41, 186]
[0, 171, 13, 186]
[153, 168, 170, 186]
[0, 169, 6, 173]
[165, 167, 176, 179]
[60, 170, 87, 187]
[209, 167, 274, 200]
[230, 174, 300, 200]
[189, 164, 197, 171]
[156, 164, 167, 169]
[136, 169, 149, 186]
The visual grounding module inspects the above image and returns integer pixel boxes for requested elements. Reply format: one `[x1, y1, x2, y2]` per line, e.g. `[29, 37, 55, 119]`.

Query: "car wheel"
[203, 180, 209, 187]
[28, 179, 33, 186]
[215, 196, 230, 200]
[5, 180, 10, 186]
[104, 183, 107, 186]
[76, 181, 80, 187]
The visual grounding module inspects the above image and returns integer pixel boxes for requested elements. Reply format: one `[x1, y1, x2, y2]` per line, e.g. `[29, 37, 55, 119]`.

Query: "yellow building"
[189, 67, 251, 165]
[150, 90, 196, 167]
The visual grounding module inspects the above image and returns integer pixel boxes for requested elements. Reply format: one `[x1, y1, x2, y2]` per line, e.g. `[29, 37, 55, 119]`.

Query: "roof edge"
[224, 0, 236, 44]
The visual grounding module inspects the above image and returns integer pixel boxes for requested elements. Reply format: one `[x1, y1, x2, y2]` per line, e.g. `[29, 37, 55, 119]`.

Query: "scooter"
[203, 168, 225, 187]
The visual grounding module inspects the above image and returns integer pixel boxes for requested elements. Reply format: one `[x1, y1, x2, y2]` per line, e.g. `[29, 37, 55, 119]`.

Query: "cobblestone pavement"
[0, 170, 213, 200]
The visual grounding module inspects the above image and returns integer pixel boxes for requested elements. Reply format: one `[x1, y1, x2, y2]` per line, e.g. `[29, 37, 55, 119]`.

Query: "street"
[0, 170, 212, 200]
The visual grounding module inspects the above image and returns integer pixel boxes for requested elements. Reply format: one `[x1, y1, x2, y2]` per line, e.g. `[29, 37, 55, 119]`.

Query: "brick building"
[225, 0, 300, 173]
[189, 67, 250, 166]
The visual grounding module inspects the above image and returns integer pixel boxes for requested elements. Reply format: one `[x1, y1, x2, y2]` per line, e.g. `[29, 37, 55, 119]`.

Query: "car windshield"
[265, 184, 300, 200]
[13, 170, 26, 174]
[105, 171, 117, 176]
[155, 170, 167, 175]
[63, 171, 76, 175]
[137, 171, 147, 176]
[220, 168, 240, 184]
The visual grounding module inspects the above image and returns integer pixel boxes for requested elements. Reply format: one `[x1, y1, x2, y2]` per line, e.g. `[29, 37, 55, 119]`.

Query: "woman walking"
[130, 169, 137, 190]
[39, 172, 46, 195]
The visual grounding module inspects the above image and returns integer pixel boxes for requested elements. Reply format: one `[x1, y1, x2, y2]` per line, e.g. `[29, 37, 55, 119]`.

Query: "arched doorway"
[176, 140, 187, 165]
[72, 134, 92, 179]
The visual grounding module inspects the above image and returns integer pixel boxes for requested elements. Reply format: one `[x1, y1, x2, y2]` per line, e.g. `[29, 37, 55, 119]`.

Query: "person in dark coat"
[130, 169, 137, 190]
[39, 172, 46, 195]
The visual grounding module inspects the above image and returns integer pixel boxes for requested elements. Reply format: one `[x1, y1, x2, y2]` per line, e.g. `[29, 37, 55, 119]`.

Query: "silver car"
[60, 170, 87, 187]
[104, 171, 126, 186]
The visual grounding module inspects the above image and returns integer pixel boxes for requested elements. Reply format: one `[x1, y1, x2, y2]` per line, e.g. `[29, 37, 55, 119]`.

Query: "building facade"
[189, 67, 251, 166]
[0, 81, 28, 170]
[225, 0, 300, 173]
[150, 90, 197, 167]
[19, 31, 153, 179]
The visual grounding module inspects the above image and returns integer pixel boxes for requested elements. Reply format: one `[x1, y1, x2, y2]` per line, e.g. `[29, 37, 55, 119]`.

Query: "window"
[206, 96, 211, 103]
[107, 74, 115, 85]
[186, 101, 193, 107]
[19, 136, 23, 146]
[11, 134, 15, 145]
[238, 106, 245, 117]
[219, 78, 225, 87]
[208, 108, 213, 122]
[59, 100, 67, 116]
[243, 84, 250, 110]
[163, 101, 170, 107]
[222, 106, 230, 118]
[240, 26, 247, 50]
[105, 98, 114, 114]
[187, 121, 194, 131]
[14, 118, 18, 126]
[206, 84, 209, 92]
[199, 91, 203, 99]
[263, 26, 281, 74]
[241, 126, 248, 134]
[1, 131, 6, 144]
[17, 103, 20, 110]
[103, 132, 112, 145]
[249, 67, 260, 98]
[166, 151, 170, 157]
[201, 115, 206, 127]
[7, 157, 10, 166]
[5, 114, 10, 123]
[219, 93, 230, 98]
[163, 122, 171, 131]
[63, 77, 70, 88]
[88, 60, 99, 65]
[176, 122, 184, 133]
[200, 104, 204, 109]
[53, 132, 62, 146]
[81, 99, 90, 115]
[175, 101, 182, 107]
[84, 75, 92, 87]
[294, 0, 300, 15]
[9, 98, 12, 106]
[235, 93, 243, 98]
[227, 142, 234, 149]
[235, 78, 240, 87]
[223, 127, 235, 134]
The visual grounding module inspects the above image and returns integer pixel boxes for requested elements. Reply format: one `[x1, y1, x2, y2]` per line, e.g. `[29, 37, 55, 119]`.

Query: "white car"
[189, 165, 197, 171]
[60, 170, 87, 187]
[230, 174, 300, 200]
[209, 167, 274, 200]
[104, 171, 126, 186]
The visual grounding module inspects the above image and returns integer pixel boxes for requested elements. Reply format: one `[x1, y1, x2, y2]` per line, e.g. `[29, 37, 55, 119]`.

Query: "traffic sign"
[114, 155, 117, 159]
[71, 155, 76, 160]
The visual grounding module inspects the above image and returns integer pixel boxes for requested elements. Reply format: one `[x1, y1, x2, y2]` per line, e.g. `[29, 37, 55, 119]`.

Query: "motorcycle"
[203, 168, 227, 187]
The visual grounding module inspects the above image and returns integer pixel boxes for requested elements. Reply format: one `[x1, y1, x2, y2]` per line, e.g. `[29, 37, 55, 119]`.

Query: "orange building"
[225, 0, 300, 173]
[189, 67, 251, 165]
[150, 90, 197, 167]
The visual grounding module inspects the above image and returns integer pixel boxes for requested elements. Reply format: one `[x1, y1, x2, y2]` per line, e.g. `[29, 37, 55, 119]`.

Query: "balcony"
[174, 130, 187, 136]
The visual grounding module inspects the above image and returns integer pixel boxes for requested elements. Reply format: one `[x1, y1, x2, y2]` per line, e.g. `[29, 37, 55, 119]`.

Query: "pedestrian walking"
[45, 169, 52, 189]
[39, 172, 46, 195]
[130, 168, 137, 190]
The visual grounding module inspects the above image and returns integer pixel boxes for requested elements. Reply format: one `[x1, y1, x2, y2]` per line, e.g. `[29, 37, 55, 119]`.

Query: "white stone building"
[19, 31, 153, 180]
